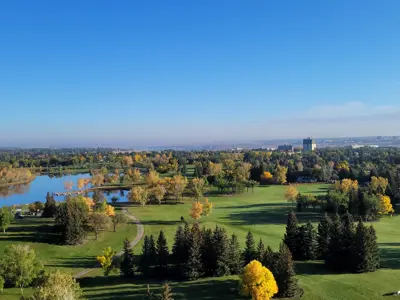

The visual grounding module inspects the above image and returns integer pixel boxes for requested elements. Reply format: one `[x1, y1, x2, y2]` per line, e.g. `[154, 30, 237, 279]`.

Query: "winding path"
[73, 209, 144, 279]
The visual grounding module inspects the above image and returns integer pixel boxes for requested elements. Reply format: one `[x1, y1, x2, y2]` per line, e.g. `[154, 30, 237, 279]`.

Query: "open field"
[1, 184, 399, 300]
[83, 184, 400, 300]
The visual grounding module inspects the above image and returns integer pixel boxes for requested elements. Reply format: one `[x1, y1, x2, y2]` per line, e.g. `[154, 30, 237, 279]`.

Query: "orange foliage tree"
[190, 201, 203, 221]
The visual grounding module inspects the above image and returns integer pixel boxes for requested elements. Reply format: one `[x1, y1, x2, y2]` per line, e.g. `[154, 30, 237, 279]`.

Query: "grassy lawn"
[81, 184, 400, 300]
[0, 208, 137, 299]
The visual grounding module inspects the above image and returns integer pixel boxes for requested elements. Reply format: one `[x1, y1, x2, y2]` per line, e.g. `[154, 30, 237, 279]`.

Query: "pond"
[0, 174, 129, 207]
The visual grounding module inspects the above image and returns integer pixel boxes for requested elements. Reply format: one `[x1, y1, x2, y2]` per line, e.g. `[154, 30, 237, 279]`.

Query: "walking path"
[73, 209, 144, 279]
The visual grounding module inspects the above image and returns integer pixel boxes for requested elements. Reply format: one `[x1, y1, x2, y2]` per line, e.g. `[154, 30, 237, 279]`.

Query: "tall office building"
[303, 138, 316, 152]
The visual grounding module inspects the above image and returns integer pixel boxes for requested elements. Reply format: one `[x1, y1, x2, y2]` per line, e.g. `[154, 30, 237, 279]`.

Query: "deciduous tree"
[378, 194, 394, 215]
[111, 213, 128, 232]
[33, 270, 82, 300]
[97, 247, 116, 276]
[0, 207, 12, 233]
[189, 201, 203, 221]
[284, 185, 298, 207]
[275, 165, 288, 184]
[88, 212, 111, 240]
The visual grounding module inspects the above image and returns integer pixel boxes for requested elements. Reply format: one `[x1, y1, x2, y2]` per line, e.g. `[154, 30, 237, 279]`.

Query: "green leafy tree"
[33, 270, 82, 300]
[88, 212, 111, 240]
[243, 231, 256, 266]
[227, 234, 242, 275]
[42, 192, 57, 218]
[0, 207, 12, 233]
[111, 213, 128, 232]
[120, 238, 135, 278]
[0, 244, 44, 295]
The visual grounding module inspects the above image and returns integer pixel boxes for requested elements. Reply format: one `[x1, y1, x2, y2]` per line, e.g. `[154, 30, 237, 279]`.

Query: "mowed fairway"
[82, 184, 400, 300]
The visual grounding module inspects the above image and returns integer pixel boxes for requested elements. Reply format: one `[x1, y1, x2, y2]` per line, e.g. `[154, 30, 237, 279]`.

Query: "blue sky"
[1, 1, 400, 147]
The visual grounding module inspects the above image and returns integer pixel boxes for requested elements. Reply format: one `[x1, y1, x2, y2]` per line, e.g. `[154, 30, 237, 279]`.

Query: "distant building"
[303, 138, 316, 152]
[277, 144, 293, 152]
[351, 144, 365, 149]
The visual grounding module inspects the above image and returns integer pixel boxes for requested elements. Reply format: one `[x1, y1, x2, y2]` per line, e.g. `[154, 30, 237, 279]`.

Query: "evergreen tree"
[42, 192, 57, 218]
[149, 235, 157, 263]
[159, 282, 174, 300]
[275, 243, 298, 298]
[256, 239, 266, 261]
[367, 225, 380, 272]
[243, 231, 256, 266]
[213, 226, 230, 276]
[283, 211, 298, 259]
[184, 224, 203, 280]
[55, 199, 87, 245]
[227, 234, 242, 275]
[325, 214, 343, 270]
[341, 211, 355, 269]
[120, 238, 135, 277]
[139, 236, 151, 277]
[200, 227, 215, 276]
[156, 230, 169, 276]
[317, 213, 332, 259]
[353, 221, 371, 273]
[296, 221, 316, 260]
[262, 246, 276, 269]
[172, 226, 186, 277]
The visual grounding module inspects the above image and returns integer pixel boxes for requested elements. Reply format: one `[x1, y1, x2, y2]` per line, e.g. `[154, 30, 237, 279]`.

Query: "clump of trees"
[283, 211, 380, 273]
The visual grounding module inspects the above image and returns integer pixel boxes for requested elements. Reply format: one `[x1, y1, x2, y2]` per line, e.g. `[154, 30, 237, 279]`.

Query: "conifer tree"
[120, 238, 135, 277]
[172, 226, 186, 277]
[139, 236, 151, 277]
[275, 243, 298, 298]
[341, 211, 355, 269]
[283, 211, 298, 259]
[200, 227, 215, 276]
[325, 214, 343, 270]
[262, 246, 276, 269]
[243, 231, 256, 266]
[156, 230, 169, 276]
[227, 234, 242, 275]
[185, 224, 203, 280]
[317, 213, 332, 259]
[42, 192, 57, 218]
[213, 226, 230, 276]
[353, 221, 371, 273]
[299, 221, 316, 260]
[149, 235, 157, 263]
[368, 225, 380, 271]
[256, 239, 266, 261]
[160, 282, 174, 300]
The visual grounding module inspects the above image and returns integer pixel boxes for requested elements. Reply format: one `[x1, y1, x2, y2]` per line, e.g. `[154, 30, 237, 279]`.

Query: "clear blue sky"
[1, 0, 400, 147]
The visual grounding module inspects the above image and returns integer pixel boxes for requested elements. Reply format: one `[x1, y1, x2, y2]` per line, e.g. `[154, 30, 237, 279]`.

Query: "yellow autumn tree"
[96, 247, 116, 276]
[152, 184, 166, 204]
[284, 185, 298, 207]
[105, 204, 116, 217]
[146, 170, 160, 187]
[128, 186, 146, 204]
[123, 155, 133, 166]
[190, 177, 206, 201]
[261, 171, 273, 181]
[84, 197, 95, 211]
[370, 176, 389, 195]
[240, 260, 278, 300]
[190, 201, 203, 221]
[335, 179, 358, 194]
[209, 162, 223, 177]
[132, 168, 142, 183]
[335, 161, 350, 172]
[274, 165, 288, 185]
[77, 178, 85, 190]
[378, 194, 394, 215]
[202, 198, 213, 216]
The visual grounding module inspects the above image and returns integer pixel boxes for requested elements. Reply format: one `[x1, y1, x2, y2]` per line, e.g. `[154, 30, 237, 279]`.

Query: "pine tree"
[159, 282, 174, 300]
[262, 246, 276, 269]
[275, 243, 298, 298]
[227, 234, 242, 275]
[341, 211, 355, 269]
[213, 226, 230, 276]
[296, 221, 316, 260]
[243, 231, 256, 266]
[185, 224, 203, 280]
[42, 192, 57, 218]
[172, 226, 186, 277]
[149, 235, 157, 263]
[325, 214, 343, 270]
[256, 239, 266, 261]
[353, 221, 371, 273]
[317, 213, 332, 260]
[139, 236, 151, 277]
[120, 238, 135, 277]
[156, 230, 169, 276]
[283, 211, 298, 259]
[367, 225, 380, 271]
[200, 227, 215, 276]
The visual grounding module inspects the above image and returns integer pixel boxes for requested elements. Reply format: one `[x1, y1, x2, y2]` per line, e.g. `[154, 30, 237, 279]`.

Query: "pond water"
[0, 174, 129, 207]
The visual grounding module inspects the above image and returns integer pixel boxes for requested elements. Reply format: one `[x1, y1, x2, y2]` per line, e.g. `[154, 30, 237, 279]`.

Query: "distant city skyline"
[1, 1, 400, 146]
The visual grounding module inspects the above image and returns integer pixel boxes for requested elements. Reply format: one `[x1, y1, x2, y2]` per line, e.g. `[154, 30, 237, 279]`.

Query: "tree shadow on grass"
[379, 247, 400, 269]
[81, 277, 241, 300]
[2, 223, 60, 244]
[295, 261, 340, 275]
[46, 257, 96, 269]
[140, 220, 182, 226]
[217, 203, 290, 210]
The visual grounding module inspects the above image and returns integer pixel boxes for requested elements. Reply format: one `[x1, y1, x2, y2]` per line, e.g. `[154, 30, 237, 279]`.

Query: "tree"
[146, 170, 160, 187]
[317, 213, 332, 259]
[0, 276, 4, 294]
[128, 186, 149, 207]
[283, 211, 298, 258]
[274, 243, 298, 298]
[156, 230, 169, 276]
[0, 244, 43, 295]
[0, 207, 12, 233]
[378, 194, 394, 215]
[145, 284, 155, 300]
[275, 165, 288, 184]
[96, 247, 116, 276]
[160, 282, 174, 300]
[131, 168, 142, 182]
[213, 226, 230, 276]
[256, 239, 266, 261]
[260, 171, 273, 181]
[297, 221, 316, 260]
[172, 225, 187, 277]
[240, 260, 278, 300]
[139, 236, 151, 277]
[227, 234, 242, 275]
[189, 201, 203, 221]
[33, 270, 82, 300]
[29, 201, 44, 216]
[335, 178, 358, 194]
[368, 225, 380, 271]
[370, 176, 389, 194]
[325, 214, 343, 270]
[111, 213, 128, 232]
[42, 192, 57, 218]
[152, 184, 166, 205]
[190, 177, 206, 201]
[184, 225, 203, 280]
[243, 231, 256, 266]
[284, 185, 298, 207]
[88, 212, 111, 240]
[202, 198, 213, 217]
[120, 238, 135, 278]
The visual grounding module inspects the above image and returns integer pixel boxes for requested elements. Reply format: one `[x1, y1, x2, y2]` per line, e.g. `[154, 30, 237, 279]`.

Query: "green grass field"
[1, 184, 399, 300]
[83, 184, 400, 300]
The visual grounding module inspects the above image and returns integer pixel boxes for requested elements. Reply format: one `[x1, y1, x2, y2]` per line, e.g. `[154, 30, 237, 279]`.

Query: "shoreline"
[0, 175, 37, 188]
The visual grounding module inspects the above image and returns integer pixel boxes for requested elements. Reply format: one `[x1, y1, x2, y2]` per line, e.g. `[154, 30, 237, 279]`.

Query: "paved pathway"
[73, 209, 144, 279]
